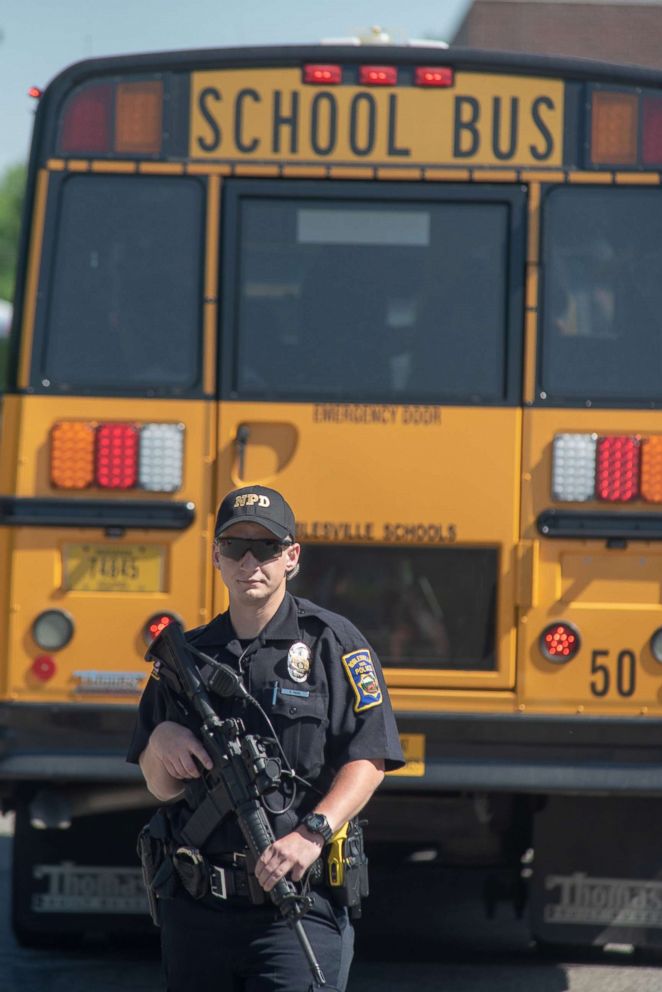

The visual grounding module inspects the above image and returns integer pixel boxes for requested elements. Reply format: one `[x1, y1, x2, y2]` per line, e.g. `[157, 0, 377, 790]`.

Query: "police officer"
[128, 485, 404, 992]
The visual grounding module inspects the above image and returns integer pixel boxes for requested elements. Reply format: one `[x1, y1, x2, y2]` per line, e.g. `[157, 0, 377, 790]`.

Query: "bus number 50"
[590, 649, 637, 698]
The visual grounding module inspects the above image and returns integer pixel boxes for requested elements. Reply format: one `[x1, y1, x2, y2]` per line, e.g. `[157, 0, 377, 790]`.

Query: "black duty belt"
[173, 846, 326, 905]
[208, 857, 252, 900]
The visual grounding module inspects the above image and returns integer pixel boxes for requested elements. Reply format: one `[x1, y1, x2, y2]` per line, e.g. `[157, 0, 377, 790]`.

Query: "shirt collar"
[190, 592, 301, 648]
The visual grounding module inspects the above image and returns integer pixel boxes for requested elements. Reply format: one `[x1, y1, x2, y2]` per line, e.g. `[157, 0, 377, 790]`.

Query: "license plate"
[388, 733, 426, 777]
[63, 544, 165, 593]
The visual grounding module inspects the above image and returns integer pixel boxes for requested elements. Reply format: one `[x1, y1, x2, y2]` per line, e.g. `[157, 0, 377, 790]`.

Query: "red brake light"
[359, 66, 398, 86]
[59, 82, 113, 154]
[303, 65, 342, 85]
[596, 436, 640, 502]
[31, 655, 57, 682]
[96, 423, 139, 489]
[540, 622, 580, 663]
[28, 86, 43, 100]
[414, 67, 454, 88]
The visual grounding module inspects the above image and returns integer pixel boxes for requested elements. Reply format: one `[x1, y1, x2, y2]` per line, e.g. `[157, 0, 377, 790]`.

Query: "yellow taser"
[326, 822, 350, 887]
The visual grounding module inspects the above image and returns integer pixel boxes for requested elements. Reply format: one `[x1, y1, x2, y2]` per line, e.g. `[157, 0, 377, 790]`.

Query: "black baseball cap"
[214, 485, 296, 542]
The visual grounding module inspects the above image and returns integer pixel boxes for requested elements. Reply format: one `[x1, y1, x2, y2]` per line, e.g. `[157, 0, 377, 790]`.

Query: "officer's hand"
[255, 829, 324, 892]
[148, 721, 213, 781]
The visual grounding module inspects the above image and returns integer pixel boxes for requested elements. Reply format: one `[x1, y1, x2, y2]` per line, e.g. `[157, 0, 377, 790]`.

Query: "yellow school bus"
[3, 41, 662, 946]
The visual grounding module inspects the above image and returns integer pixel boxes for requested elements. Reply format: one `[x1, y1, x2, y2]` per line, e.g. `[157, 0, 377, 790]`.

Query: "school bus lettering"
[401, 406, 442, 425]
[310, 92, 336, 155]
[296, 521, 375, 541]
[387, 94, 411, 157]
[190, 69, 564, 166]
[235, 88, 261, 153]
[273, 90, 299, 154]
[197, 86, 222, 153]
[530, 95, 556, 160]
[453, 96, 480, 157]
[312, 405, 441, 425]
[383, 523, 458, 543]
[453, 93, 556, 162]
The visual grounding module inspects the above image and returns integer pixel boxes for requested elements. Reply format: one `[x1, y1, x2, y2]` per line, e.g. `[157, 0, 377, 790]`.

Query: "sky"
[0, 0, 471, 175]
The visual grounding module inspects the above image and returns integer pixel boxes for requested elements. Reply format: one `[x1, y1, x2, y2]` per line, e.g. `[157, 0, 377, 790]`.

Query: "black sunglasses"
[216, 537, 289, 563]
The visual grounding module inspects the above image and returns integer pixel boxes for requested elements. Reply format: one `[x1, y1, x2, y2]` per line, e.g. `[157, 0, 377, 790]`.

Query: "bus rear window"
[224, 188, 512, 404]
[38, 175, 204, 393]
[541, 186, 662, 405]
[289, 545, 497, 671]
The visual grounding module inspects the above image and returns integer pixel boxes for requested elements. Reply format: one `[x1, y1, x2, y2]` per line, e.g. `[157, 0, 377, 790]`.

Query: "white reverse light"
[138, 423, 185, 492]
[552, 433, 597, 502]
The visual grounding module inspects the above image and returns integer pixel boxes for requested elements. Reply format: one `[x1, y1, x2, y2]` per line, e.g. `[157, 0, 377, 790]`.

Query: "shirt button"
[289, 706, 298, 715]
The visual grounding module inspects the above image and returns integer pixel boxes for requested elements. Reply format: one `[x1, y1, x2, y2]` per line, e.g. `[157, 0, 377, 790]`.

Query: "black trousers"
[159, 890, 354, 992]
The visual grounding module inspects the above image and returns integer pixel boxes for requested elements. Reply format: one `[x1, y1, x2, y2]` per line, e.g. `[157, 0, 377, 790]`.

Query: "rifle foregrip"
[238, 800, 277, 856]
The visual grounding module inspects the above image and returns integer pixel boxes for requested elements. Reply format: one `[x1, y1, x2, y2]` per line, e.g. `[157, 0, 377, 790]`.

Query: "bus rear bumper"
[387, 711, 662, 796]
[0, 701, 140, 785]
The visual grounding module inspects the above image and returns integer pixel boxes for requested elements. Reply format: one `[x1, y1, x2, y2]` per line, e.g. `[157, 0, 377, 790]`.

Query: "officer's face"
[212, 522, 300, 605]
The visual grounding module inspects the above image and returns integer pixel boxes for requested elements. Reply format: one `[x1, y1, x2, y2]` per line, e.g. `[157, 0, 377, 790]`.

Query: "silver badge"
[287, 641, 311, 683]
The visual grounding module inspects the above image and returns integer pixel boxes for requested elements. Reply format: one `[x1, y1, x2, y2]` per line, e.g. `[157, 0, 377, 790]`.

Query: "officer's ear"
[212, 539, 222, 571]
[284, 541, 300, 581]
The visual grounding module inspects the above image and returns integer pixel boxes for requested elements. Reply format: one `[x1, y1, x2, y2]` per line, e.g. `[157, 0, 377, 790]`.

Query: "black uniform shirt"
[127, 593, 405, 855]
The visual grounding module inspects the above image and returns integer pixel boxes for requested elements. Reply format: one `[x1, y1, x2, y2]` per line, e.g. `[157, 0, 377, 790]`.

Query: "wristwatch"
[301, 812, 333, 843]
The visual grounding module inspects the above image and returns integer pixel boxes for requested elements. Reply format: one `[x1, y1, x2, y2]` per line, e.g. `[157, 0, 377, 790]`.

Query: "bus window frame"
[27, 169, 208, 398]
[219, 178, 527, 407]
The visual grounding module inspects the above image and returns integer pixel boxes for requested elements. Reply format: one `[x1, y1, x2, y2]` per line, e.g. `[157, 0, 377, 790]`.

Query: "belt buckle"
[210, 865, 227, 900]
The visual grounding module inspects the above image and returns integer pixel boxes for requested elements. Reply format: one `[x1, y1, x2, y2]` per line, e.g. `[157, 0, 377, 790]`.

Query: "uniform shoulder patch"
[341, 648, 383, 713]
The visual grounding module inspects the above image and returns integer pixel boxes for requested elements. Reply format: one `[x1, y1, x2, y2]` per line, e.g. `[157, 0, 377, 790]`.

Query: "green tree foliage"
[0, 162, 27, 302]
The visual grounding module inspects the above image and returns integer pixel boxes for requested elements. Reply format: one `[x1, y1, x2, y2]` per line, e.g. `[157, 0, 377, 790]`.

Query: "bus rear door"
[214, 178, 527, 710]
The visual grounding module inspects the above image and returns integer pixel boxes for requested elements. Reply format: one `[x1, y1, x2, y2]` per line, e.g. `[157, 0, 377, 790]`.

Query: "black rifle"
[146, 621, 326, 988]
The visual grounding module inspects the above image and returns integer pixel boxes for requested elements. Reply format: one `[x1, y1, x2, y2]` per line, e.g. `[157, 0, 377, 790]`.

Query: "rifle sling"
[180, 781, 234, 849]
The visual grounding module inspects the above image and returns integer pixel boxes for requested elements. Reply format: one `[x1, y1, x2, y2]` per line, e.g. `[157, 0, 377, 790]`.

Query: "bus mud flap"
[530, 795, 662, 950]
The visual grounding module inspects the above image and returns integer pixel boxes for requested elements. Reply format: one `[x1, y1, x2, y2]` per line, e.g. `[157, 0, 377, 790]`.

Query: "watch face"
[304, 813, 330, 839]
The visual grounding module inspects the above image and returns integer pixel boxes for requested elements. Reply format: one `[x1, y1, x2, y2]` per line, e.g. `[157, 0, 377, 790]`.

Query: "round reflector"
[31, 655, 57, 682]
[32, 610, 74, 651]
[650, 628, 662, 663]
[540, 622, 580, 663]
[143, 612, 180, 646]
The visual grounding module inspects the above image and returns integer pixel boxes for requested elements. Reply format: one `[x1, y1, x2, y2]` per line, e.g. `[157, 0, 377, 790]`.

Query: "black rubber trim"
[389, 711, 662, 796]
[537, 509, 662, 541]
[0, 496, 195, 530]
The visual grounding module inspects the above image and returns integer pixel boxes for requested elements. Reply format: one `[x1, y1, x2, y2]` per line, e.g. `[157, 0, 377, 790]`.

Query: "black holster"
[329, 819, 369, 919]
[137, 810, 179, 926]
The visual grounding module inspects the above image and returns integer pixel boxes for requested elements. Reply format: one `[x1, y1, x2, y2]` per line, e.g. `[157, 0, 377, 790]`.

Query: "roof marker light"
[303, 65, 342, 85]
[359, 65, 398, 86]
[414, 67, 454, 87]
